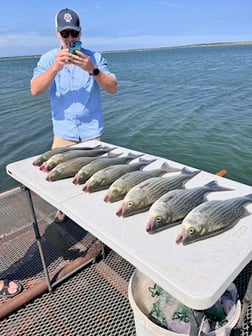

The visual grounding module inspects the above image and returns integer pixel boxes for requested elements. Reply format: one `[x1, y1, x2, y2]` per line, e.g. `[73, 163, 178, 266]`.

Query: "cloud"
[0, 33, 58, 57]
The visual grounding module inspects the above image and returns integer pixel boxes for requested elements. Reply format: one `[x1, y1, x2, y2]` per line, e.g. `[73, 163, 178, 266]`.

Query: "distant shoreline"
[108, 41, 252, 54]
[1, 41, 252, 60]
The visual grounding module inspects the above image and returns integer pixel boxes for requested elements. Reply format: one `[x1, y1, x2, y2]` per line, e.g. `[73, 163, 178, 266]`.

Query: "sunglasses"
[60, 30, 80, 38]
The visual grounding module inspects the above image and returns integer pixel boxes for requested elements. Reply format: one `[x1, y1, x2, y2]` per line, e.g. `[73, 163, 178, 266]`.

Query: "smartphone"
[69, 41, 82, 54]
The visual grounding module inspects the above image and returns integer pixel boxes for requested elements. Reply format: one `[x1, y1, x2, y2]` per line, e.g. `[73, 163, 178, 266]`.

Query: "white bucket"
[128, 269, 241, 336]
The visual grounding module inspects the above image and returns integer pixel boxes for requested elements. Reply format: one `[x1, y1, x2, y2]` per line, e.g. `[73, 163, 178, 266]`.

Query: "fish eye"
[155, 216, 162, 223]
[128, 201, 133, 208]
[188, 227, 195, 235]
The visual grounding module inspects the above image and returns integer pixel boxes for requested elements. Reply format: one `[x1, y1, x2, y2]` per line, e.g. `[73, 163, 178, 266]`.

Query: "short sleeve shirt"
[32, 47, 115, 141]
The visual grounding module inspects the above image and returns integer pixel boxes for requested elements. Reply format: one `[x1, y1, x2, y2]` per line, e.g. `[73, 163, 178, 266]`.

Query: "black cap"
[55, 8, 81, 32]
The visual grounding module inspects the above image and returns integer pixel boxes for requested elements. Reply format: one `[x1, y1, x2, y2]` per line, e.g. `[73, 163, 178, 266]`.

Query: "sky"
[1, 0, 252, 57]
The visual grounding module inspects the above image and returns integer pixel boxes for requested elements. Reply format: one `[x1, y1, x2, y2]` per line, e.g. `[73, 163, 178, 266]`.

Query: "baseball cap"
[55, 8, 81, 32]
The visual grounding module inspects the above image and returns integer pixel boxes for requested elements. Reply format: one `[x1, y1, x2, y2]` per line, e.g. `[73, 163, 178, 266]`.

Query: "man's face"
[57, 30, 81, 48]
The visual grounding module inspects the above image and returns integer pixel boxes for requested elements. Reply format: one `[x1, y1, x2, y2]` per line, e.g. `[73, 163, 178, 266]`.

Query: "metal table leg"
[22, 186, 53, 292]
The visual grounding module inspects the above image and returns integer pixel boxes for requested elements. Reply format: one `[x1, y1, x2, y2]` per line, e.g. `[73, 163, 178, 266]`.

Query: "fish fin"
[160, 162, 181, 173]
[204, 180, 233, 192]
[243, 208, 251, 217]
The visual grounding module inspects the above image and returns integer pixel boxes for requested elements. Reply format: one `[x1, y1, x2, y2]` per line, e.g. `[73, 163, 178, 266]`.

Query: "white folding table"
[6, 140, 252, 332]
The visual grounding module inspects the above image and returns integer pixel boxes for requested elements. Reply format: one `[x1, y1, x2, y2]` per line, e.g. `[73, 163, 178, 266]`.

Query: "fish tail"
[160, 162, 181, 173]
[103, 146, 117, 152]
[181, 167, 200, 177]
[243, 193, 252, 202]
[107, 152, 122, 158]
[138, 158, 156, 165]
[204, 180, 233, 192]
[93, 144, 102, 149]
[127, 152, 144, 160]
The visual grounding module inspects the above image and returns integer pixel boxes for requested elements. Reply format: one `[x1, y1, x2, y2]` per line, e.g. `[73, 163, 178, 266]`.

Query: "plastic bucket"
[128, 269, 241, 336]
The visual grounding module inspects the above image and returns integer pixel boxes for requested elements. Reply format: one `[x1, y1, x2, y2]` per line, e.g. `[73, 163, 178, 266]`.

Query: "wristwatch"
[90, 68, 100, 76]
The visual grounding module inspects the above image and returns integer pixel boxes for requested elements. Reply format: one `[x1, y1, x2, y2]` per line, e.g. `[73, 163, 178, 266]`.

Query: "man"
[31, 8, 117, 222]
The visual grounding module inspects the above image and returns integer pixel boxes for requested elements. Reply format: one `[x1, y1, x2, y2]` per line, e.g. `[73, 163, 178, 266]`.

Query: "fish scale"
[104, 163, 180, 203]
[177, 193, 252, 245]
[144, 175, 193, 202]
[73, 153, 142, 185]
[146, 181, 232, 233]
[83, 159, 155, 192]
[101, 162, 149, 179]
[123, 170, 165, 184]
[199, 198, 249, 227]
[138, 169, 200, 201]
[32, 146, 95, 166]
[46, 156, 101, 181]
[160, 181, 229, 212]
[117, 167, 200, 217]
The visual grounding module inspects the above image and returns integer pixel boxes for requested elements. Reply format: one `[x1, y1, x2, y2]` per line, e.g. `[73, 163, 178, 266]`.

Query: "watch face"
[93, 68, 100, 76]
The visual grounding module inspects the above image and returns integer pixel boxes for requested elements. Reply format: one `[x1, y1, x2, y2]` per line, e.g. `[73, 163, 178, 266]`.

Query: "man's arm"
[71, 50, 118, 94]
[31, 49, 71, 96]
[91, 70, 117, 94]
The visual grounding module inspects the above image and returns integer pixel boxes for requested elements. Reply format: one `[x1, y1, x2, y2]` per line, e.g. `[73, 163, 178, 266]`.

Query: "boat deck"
[0, 187, 251, 336]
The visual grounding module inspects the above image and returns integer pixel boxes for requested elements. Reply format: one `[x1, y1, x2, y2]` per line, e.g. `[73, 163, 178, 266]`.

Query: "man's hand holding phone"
[69, 41, 82, 54]
[68, 42, 96, 74]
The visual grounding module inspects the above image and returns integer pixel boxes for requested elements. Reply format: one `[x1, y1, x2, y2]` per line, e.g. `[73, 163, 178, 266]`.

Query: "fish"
[32, 145, 98, 166]
[103, 162, 181, 203]
[176, 193, 252, 245]
[116, 167, 200, 218]
[46, 156, 105, 181]
[146, 180, 232, 234]
[82, 158, 155, 193]
[40, 146, 115, 172]
[72, 152, 143, 185]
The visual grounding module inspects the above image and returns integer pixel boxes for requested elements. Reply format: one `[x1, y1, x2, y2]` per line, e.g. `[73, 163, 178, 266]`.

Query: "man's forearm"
[94, 71, 118, 94]
[31, 65, 59, 96]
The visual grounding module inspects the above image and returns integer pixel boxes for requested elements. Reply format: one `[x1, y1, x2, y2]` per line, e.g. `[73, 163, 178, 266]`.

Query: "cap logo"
[63, 13, 73, 23]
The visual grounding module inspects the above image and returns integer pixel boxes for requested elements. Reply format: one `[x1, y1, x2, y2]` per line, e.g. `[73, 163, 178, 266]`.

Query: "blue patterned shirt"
[32, 47, 115, 141]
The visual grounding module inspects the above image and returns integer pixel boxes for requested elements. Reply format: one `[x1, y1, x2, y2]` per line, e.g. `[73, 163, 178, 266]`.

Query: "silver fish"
[176, 193, 252, 245]
[104, 162, 181, 203]
[40, 146, 115, 172]
[72, 152, 143, 185]
[82, 158, 155, 193]
[116, 167, 200, 217]
[46, 156, 102, 181]
[32, 145, 99, 166]
[146, 180, 232, 234]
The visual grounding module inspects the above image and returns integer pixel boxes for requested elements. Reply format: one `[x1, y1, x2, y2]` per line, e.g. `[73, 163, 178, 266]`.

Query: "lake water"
[0, 45, 251, 193]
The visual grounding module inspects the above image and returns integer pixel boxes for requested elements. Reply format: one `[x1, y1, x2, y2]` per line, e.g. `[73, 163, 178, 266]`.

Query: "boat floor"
[0, 187, 251, 336]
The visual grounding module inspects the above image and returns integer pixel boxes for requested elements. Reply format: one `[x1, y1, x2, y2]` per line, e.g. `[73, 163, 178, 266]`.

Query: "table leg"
[22, 186, 53, 292]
